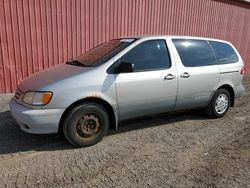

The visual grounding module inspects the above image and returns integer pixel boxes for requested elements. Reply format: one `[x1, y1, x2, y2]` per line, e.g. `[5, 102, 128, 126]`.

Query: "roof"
[122, 35, 230, 44]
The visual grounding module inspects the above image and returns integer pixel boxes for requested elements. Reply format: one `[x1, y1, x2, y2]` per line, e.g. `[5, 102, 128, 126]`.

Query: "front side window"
[119, 40, 171, 72]
[172, 39, 217, 67]
[209, 41, 239, 64]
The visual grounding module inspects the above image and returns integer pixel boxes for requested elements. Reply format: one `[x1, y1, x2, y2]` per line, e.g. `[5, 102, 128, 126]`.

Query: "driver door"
[115, 39, 178, 120]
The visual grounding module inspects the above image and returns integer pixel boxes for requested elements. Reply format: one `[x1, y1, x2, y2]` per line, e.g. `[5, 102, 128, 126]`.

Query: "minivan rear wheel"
[206, 89, 231, 118]
[63, 103, 109, 147]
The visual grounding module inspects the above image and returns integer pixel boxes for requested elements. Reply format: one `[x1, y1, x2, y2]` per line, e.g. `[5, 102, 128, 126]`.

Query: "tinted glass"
[209, 41, 238, 64]
[75, 38, 137, 66]
[172, 39, 217, 67]
[119, 40, 171, 71]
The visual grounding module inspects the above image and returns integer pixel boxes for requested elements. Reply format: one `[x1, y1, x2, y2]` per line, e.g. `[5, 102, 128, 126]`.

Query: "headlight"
[22, 91, 52, 105]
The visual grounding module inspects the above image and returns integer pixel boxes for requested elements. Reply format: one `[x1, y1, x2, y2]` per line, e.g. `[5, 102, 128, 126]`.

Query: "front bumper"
[9, 98, 65, 134]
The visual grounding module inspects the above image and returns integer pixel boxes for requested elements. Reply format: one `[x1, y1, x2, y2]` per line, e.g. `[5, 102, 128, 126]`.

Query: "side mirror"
[118, 62, 134, 73]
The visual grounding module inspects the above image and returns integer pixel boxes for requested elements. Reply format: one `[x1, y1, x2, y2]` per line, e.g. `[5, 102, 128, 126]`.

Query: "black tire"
[63, 102, 109, 147]
[206, 89, 231, 118]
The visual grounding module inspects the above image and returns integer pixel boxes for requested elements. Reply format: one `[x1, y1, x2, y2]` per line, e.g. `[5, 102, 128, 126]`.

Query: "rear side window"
[209, 41, 239, 64]
[119, 40, 171, 72]
[172, 39, 217, 67]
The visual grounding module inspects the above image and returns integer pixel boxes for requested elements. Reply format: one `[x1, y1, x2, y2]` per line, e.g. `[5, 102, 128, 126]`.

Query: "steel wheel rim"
[76, 113, 101, 138]
[215, 94, 229, 114]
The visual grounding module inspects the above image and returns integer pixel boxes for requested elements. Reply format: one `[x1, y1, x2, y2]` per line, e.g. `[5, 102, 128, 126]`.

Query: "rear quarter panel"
[216, 42, 244, 90]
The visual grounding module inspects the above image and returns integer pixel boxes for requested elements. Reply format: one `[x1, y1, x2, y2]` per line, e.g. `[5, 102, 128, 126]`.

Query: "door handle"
[180, 72, 190, 78]
[164, 74, 176, 80]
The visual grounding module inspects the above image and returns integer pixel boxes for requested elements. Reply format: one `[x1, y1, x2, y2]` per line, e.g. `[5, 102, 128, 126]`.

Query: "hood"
[18, 63, 92, 92]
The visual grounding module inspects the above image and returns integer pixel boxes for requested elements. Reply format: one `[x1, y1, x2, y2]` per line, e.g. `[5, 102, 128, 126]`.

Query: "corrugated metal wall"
[0, 0, 250, 93]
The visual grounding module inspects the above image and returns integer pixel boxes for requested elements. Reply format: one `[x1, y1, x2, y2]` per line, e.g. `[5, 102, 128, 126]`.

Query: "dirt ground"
[0, 76, 249, 188]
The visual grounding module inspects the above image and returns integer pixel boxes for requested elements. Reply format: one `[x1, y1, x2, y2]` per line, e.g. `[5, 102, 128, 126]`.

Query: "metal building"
[0, 0, 249, 92]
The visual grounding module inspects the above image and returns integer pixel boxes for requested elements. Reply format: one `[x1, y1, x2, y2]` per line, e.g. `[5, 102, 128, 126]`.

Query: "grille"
[14, 88, 22, 100]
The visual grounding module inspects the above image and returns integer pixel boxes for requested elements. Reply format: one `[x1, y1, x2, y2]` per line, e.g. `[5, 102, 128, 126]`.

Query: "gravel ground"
[0, 76, 249, 188]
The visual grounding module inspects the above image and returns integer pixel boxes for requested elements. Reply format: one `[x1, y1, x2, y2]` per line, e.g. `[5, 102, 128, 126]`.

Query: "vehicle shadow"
[0, 111, 73, 155]
[108, 110, 208, 135]
[0, 109, 208, 155]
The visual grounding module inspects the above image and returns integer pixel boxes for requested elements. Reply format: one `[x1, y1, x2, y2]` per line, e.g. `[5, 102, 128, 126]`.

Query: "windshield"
[73, 38, 137, 66]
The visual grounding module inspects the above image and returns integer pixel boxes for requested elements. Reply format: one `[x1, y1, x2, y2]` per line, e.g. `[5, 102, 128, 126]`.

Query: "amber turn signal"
[42, 92, 52, 104]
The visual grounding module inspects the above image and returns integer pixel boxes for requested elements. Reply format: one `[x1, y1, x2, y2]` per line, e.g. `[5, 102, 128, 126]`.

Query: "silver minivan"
[9, 36, 245, 147]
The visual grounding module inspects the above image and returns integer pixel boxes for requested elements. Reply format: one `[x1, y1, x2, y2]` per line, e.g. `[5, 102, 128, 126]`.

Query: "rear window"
[209, 41, 239, 64]
[172, 39, 217, 67]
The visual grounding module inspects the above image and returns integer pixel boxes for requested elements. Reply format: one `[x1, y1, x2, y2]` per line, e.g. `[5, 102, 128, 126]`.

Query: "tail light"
[240, 66, 246, 75]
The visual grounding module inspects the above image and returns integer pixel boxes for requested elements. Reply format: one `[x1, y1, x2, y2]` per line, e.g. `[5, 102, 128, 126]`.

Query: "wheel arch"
[217, 84, 235, 107]
[58, 97, 117, 134]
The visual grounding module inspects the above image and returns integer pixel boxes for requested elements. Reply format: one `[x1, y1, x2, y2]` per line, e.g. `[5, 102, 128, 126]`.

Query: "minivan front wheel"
[63, 103, 109, 147]
[206, 89, 231, 118]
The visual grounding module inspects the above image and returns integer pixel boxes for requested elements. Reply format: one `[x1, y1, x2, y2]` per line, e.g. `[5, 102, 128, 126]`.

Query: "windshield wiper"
[66, 60, 86, 67]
